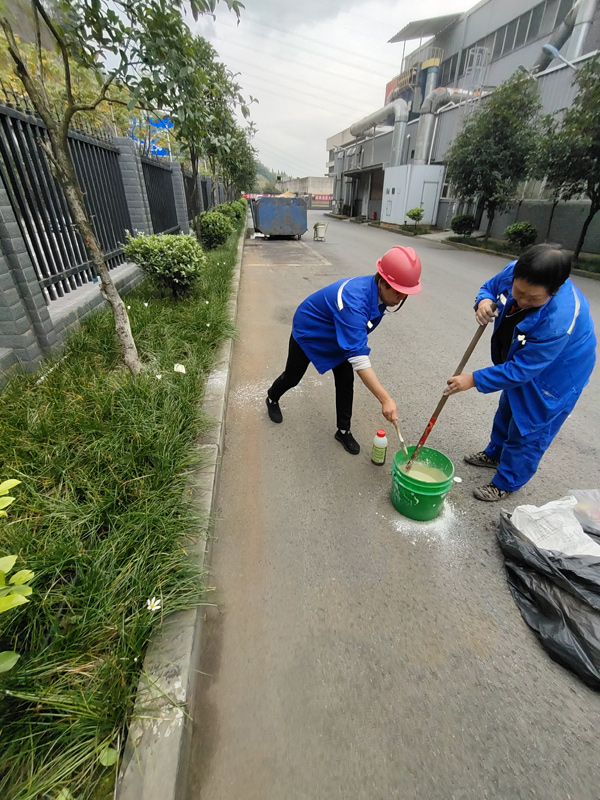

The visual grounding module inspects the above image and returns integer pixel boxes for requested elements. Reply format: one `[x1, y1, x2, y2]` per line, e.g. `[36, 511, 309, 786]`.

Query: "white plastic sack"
[511, 495, 600, 558]
[569, 489, 600, 535]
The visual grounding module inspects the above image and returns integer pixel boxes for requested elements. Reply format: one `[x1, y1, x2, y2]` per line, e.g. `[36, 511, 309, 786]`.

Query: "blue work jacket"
[473, 262, 596, 435]
[292, 275, 386, 373]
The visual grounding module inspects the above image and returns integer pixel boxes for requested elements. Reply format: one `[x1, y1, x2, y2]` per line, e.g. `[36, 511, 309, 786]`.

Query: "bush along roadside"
[0, 220, 244, 800]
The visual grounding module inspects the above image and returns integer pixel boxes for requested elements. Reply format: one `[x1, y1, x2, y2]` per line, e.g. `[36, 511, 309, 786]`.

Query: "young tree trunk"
[49, 131, 142, 374]
[574, 203, 600, 260]
[514, 199, 523, 223]
[484, 205, 495, 245]
[0, 9, 142, 374]
[474, 197, 485, 229]
[189, 146, 202, 242]
[545, 200, 558, 242]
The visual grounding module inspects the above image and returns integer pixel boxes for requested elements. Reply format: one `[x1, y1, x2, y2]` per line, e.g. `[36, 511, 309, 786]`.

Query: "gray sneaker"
[464, 451, 500, 469]
[473, 483, 511, 502]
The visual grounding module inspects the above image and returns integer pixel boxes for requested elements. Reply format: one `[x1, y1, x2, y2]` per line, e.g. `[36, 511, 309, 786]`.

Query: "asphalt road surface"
[185, 211, 600, 800]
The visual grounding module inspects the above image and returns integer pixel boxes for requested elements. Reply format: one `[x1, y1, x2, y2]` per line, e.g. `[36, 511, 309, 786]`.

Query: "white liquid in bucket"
[400, 464, 447, 483]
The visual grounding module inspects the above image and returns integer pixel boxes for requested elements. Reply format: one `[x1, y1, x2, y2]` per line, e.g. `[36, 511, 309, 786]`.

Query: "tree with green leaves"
[535, 115, 577, 242]
[445, 70, 541, 243]
[537, 54, 600, 258]
[0, 0, 242, 375]
[164, 32, 252, 226]
[220, 125, 258, 199]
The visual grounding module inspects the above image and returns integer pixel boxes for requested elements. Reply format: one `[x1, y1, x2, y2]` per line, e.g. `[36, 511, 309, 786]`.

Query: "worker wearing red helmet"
[266, 246, 422, 455]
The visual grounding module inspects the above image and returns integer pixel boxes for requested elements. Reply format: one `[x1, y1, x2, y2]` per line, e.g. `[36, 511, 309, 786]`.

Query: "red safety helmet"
[376, 246, 422, 294]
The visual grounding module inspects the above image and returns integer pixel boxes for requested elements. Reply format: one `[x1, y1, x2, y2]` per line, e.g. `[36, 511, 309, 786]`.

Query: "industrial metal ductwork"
[413, 88, 476, 165]
[349, 99, 409, 167]
[532, 0, 597, 73]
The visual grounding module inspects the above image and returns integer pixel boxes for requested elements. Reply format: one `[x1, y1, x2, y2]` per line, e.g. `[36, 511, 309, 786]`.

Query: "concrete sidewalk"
[184, 213, 600, 800]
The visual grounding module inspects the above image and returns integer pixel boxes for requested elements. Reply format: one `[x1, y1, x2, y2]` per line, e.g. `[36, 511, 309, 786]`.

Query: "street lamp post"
[542, 43, 578, 71]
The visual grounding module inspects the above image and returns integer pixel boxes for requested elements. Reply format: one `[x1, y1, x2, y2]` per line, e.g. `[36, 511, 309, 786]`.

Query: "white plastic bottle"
[371, 429, 388, 466]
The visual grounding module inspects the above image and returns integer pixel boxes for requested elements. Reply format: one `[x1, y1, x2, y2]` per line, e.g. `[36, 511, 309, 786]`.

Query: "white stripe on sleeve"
[348, 355, 372, 372]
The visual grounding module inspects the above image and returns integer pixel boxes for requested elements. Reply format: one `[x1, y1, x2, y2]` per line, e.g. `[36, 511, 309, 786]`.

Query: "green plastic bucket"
[390, 446, 455, 521]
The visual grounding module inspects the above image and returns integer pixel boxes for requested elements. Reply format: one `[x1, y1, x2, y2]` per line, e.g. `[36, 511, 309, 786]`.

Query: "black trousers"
[268, 335, 354, 430]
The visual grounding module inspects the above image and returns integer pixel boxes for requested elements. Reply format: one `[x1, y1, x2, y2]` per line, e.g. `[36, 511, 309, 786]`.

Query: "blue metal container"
[251, 197, 307, 238]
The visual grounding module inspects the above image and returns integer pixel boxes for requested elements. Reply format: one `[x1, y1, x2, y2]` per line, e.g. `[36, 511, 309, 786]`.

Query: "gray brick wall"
[488, 199, 600, 254]
[0, 135, 188, 385]
[0, 180, 55, 372]
[114, 137, 153, 235]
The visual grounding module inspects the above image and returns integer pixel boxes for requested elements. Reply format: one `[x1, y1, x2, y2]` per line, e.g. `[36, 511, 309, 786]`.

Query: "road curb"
[116, 223, 245, 800]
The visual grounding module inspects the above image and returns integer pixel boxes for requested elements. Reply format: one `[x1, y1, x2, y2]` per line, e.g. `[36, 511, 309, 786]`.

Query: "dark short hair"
[513, 244, 571, 295]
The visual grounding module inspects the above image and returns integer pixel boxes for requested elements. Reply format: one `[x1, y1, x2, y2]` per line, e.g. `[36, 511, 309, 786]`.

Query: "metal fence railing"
[0, 103, 131, 303]
[141, 155, 179, 235]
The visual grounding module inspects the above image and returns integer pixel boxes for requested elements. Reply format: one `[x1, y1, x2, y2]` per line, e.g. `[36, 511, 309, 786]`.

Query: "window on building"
[527, 2, 545, 42]
[439, 58, 449, 85]
[493, 25, 506, 59]
[392, 187, 396, 194]
[458, 48, 468, 77]
[448, 52, 458, 82]
[515, 11, 531, 49]
[555, 0, 573, 25]
[502, 18, 518, 54]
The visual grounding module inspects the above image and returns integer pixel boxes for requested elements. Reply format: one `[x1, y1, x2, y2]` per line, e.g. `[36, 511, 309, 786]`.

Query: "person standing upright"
[444, 244, 596, 500]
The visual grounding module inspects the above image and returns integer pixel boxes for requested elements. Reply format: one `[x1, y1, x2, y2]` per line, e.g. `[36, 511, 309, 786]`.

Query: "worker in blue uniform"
[444, 244, 596, 501]
[266, 246, 422, 455]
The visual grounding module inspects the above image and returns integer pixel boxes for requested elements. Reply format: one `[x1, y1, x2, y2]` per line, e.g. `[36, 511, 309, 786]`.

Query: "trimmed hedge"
[124, 233, 206, 298]
[198, 210, 235, 249]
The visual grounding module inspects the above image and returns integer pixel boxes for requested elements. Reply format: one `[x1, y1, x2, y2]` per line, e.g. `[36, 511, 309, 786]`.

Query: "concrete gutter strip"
[116, 223, 245, 800]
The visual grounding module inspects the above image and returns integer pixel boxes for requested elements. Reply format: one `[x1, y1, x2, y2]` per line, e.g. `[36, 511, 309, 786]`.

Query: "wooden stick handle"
[405, 307, 496, 471]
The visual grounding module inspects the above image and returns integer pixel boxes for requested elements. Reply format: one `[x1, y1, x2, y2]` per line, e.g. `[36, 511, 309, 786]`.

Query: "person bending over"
[266, 246, 422, 455]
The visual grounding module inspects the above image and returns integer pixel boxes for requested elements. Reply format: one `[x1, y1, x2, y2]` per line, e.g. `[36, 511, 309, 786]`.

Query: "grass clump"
[0, 222, 243, 799]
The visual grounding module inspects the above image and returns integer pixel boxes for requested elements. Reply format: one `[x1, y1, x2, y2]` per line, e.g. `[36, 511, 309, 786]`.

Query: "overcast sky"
[192, 0, 475, 178]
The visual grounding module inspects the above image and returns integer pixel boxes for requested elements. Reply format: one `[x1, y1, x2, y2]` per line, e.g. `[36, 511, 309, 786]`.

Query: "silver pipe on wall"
[413, 88, 475, 165]
[349, 99, 409, 168]
[531, 0, 592, 73]
[564, 0, 597, 61]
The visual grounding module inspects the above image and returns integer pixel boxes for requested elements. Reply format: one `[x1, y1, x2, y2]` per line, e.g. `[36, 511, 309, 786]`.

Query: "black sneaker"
[464, 451, 500, 469]
[265, 396, 283, 423]
[473, 482, 512, 502]
[335, 429, 360, 455]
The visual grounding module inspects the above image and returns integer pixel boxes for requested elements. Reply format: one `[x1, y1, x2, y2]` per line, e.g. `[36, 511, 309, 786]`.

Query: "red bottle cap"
[377, 429, 386, 437]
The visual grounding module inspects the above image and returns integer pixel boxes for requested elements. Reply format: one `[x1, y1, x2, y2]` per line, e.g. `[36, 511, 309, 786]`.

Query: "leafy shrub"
[214, 203, 238, 222]
[124, 233, 206, 298]
[198, 210, 235, 249]
[0, 480, 33, 675]
[505, 221, 537, 250]
[406, 207, 424, 229]
[230, 200, 246, 220]
[451, 214, 476, 236]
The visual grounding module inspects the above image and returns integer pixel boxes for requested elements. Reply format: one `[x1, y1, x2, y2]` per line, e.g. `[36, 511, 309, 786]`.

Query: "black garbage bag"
[497, 510, 600, 689]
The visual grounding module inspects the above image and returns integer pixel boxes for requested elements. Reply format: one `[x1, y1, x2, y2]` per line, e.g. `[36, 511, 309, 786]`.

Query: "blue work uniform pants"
[484, 391, 570, 492]
[268, 335, 354, 430]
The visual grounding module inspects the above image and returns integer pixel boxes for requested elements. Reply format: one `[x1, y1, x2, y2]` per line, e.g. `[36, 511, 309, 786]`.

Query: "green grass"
[400, 224, 431, 235]
[447, 235, 519, 255]
[573, 253, 600, 274]
[0, 225, 242, 799]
